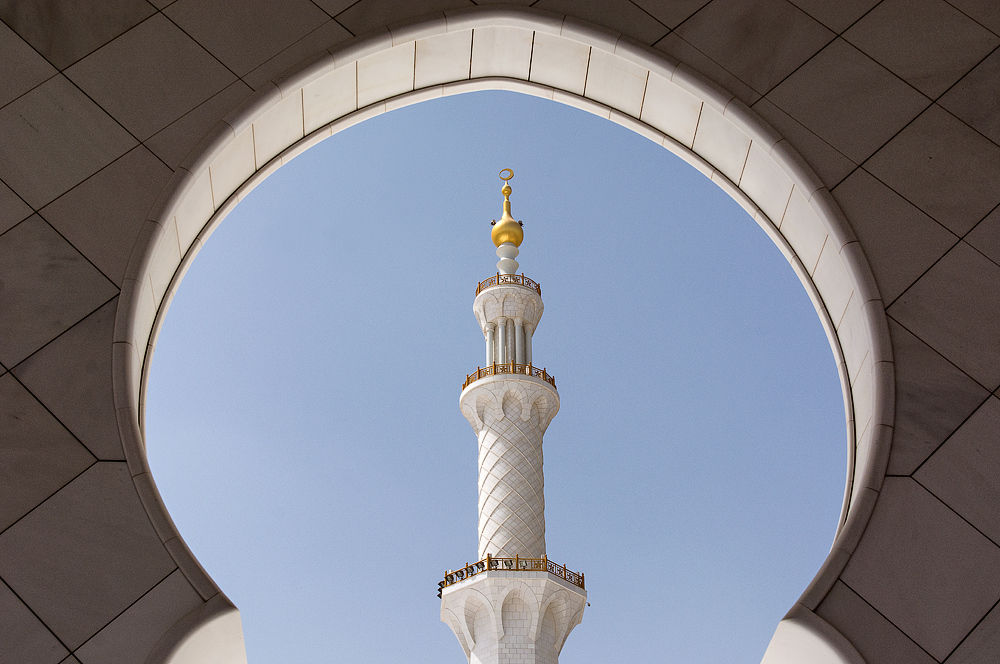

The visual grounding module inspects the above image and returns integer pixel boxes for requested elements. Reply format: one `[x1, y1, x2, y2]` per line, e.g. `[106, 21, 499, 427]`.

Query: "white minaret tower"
[440, 169, 586, 664]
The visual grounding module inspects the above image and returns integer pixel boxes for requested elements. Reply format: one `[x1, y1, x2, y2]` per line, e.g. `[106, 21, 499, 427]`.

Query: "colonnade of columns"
[485, 318, 533, 365]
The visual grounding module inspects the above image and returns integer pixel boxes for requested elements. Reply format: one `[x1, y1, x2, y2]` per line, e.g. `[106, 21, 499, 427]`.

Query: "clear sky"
[145, 89, 845, 663]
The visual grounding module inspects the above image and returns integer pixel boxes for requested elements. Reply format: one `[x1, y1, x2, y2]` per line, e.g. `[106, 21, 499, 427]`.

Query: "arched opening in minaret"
[145, 89, 844, 663]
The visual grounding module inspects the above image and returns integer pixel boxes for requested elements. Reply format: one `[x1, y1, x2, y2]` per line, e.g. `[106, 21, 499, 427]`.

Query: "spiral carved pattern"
[477, 412, 546, 560]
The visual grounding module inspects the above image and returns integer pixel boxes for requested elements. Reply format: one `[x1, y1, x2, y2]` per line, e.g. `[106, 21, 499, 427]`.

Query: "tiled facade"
[1, 2, 998, 663]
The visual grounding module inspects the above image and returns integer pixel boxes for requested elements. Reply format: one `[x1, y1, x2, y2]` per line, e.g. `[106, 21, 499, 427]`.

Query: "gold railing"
[437, 555, 585, 596]
[476, 273, 542, 296]
[463, 362, 556, 390]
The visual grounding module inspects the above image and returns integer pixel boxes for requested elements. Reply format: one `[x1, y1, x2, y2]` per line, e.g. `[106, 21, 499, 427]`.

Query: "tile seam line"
[7, 291, 120, 383]
[1, 7, 153, 74]
[930, 99, 1000, 167]
[960, 198, 1000, 251]
[884, 312, 994, 394]
[155, 9, 243, 90]
[0, 574, 73, 656]
[834, 576, 941, 663]
[652, 31, 759, 104]
[758, 31, 839, 101]
[0, 71, 59, 116]
[27, 141, 162, 242]
[3, 367, 104, 461]
[57, 71, 167, 173]
[956, 233, 1000, 279]
[906, 390, 997, 480]
[666, 0, 720, 34]
[69, 563, 181, 657]
[0, 456, 98, 541]
[749, 96, 857, 171]
[332, 0, 366, 28]
[931, 40, 1000, 106]
[34, 208, 125, 289]
[831, 162, 958, 257]
[879, 233, 961, 314]
[941, 0, 1000, 38]
[769, 36, 935, 163]
[624, 0, 673, 35]
[852, 93, 960, 208]
[307, 0, 337, 21]
[911, 472, 1000, 552]
[940, 592, 1000, 661]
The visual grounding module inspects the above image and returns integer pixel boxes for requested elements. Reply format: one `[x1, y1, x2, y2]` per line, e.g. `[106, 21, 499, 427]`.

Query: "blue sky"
[145, 90, 845, 663]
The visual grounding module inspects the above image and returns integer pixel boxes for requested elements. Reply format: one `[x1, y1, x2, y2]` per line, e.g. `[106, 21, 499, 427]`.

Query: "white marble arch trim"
[113, 7, 891, 662]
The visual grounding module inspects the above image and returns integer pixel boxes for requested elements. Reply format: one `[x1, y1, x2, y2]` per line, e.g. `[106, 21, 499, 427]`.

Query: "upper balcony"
[476, 272, 542, 297]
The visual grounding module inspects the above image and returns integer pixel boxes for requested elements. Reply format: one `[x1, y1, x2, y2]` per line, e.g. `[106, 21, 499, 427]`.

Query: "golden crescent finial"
[491, 168, 523, 247]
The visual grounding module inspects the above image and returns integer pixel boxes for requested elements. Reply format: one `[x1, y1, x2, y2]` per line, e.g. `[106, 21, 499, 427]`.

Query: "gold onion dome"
[491, 168, 523, 247]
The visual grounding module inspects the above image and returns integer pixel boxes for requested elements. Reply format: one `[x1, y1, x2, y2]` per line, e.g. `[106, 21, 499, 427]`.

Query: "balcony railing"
[476, 273, 542, 296]
[463, 362, 556, 390]
[437, 554, 585, 597]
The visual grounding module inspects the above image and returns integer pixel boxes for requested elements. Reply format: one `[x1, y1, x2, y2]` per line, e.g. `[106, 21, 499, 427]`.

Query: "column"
[525, 323, 533, 365]
[514, 318, 525, 364]
[496, 317, 507, 363]
[506, 318, 515, 366]
[485, 323, 496, 365]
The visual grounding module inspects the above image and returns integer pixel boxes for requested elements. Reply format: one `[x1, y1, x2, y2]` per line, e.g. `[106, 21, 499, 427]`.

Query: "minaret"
[440, 170, 586, 664]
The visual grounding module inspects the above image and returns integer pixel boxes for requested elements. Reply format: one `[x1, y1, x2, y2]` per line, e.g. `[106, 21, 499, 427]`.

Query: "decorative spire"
[491, 169, 522, 274]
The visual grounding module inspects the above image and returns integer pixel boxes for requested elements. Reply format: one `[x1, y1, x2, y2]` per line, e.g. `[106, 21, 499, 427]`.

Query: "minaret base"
[441, 572, 586, 664]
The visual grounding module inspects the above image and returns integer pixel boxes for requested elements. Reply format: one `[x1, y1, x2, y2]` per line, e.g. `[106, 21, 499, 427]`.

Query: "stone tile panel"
[165, 0, 329, 77]
[767, 38, 929, 164]
[0, 579, 68, 664]
[966, 206, 1000, 267]
[74, 570, 202, 664]
[0, 373, 95, 532]
[0, 20, 55, 109]
[335, 0, 473, 38]
[0, 217, 118, 368]
[750, 98, 856, 189]
[0, 462, 176, 650]
[653, 32, 760, 106]
[948, 0, 1000, 35]
[12, 299, 122, 461]
[816, 580, 937, 664]
[939, 49, 1000, 146]
[786, 0, 880, 34]
[674, 0, 833, 95]
[888, 241, 1000, 389]
[241, 20, 352, 92]
[865, 104, 1000, 237]
[843, 0, 998, 99]
[534, 0, 669, 44]
[916, 397, 1000, 543]
[832, 168, 957, 303]
[947, 599, 1000, 664]
[0, 75, 136, 209]
[65, 14, 235, 142]
[0, 179, 32, 236]
[885, 319, 989, 475]
[39, 147, 172, 286]
[145, 81, 254, 170]
[842, 477, 1000, 660]
[310, 0, 361, 17]
[632, 0, 711, 30]
[0, 0, 154, 69]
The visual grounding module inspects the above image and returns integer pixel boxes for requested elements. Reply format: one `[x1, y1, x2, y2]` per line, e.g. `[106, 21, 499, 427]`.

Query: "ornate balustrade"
[476, 272, 542, 296]
[437, 555, 585, 596]
[463, 362, 556, 390]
